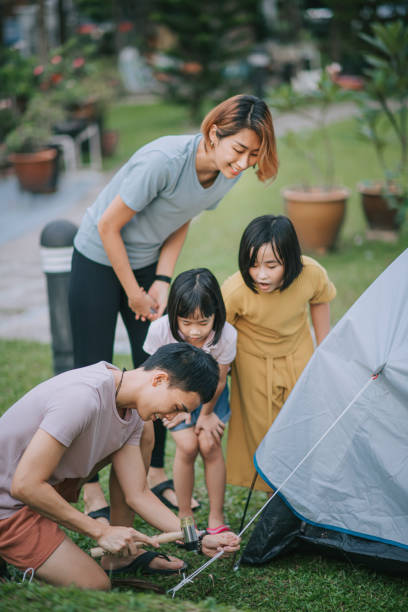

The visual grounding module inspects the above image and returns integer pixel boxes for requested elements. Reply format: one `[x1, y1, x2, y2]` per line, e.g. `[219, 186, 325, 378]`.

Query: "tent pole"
[239, 470, 258, 533]
[231, 470, 258, 570]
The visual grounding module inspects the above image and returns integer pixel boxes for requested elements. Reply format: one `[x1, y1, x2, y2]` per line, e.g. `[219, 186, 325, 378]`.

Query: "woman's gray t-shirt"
[74, 133, 240, 269]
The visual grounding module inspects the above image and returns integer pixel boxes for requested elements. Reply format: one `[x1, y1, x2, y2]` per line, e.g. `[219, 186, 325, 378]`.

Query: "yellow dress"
[222, 256, 336, 491]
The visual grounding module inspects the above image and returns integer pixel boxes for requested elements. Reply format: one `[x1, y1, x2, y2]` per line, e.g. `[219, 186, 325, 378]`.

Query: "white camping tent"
[243, 249, 408, 570]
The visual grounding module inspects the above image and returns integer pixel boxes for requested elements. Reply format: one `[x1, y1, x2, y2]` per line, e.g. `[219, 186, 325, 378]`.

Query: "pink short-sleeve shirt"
[144, 315, 237, 365]
[0, 362, 144, 519]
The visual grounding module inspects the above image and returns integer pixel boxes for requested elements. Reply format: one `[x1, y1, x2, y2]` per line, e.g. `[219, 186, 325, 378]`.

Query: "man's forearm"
[126, 487, 180, 533]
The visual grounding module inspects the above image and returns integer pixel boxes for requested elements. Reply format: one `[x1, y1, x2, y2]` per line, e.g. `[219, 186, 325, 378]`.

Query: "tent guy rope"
[167, 370, 382, 597]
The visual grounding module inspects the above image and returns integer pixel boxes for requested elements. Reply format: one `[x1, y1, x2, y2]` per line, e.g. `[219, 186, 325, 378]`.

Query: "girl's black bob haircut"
[239, 215, 303, 293]
[168, 268, 226, 346]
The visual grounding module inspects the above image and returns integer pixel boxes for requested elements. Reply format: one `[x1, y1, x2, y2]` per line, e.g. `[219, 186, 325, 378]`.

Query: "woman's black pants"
[68, 248, 167, 480]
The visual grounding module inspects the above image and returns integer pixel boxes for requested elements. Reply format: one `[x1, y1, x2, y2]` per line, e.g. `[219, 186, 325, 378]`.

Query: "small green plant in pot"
[355, 20, 408, 238]
[6, 95, 65, 193]
[269, 69, 351, 253]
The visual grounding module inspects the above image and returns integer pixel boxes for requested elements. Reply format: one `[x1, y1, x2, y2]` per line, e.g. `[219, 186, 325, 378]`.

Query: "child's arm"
[310, 302, 331, 346]
[194, 363, 230, 440]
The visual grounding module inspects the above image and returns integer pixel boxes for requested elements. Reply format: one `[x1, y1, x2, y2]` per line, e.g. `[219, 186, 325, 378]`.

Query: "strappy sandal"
[105, 551, 187, 576]
[206, 524, 232, 535]
[150, 479, 201, 511]
[87, 505, 110, 521]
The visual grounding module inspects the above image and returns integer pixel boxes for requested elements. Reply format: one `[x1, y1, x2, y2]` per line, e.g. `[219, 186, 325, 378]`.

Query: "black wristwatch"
[155, 274, 172, 284]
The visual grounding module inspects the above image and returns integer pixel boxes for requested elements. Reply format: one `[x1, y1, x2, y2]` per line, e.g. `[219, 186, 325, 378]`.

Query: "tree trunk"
[57, 0, 67, 44]
[37, 0, 48, 63]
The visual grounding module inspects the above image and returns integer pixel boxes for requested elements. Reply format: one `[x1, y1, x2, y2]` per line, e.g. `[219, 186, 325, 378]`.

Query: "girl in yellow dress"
[222, 215, 336, 491]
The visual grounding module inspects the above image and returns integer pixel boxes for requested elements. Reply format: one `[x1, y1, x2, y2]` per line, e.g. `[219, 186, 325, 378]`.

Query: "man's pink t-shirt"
[0, 361, 144, 519]
[143, 315, 237, 364]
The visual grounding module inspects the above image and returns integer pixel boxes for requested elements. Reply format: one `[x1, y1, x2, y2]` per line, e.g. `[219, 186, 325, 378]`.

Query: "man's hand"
[202, 531, 241, 558]
[97, 526, 160, 557]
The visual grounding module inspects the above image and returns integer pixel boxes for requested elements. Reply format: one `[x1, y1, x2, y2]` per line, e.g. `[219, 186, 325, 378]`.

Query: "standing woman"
[69, 94, 278, 516]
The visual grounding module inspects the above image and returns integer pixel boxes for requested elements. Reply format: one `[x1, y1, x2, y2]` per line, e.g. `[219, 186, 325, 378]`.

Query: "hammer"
[90, 530, 183, 558]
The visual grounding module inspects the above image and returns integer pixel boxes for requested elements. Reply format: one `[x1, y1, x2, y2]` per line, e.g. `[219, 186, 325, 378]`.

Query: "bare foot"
[207, 516, 227, 530]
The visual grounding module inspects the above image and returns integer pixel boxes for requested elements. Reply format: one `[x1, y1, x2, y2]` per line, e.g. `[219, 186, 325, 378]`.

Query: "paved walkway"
[0, 167, 122, 346]
[0, 102, 358, 355]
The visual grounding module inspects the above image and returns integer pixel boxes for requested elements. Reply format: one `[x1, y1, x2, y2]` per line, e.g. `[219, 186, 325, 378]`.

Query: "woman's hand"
[202, 531, 241, 558]
[128, 288, 158, 322]
[147, 280, 170, 319]
[195, 413, 225, 441]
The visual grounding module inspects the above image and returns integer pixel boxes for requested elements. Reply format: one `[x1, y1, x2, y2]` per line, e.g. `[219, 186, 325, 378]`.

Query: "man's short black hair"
[239, 215, 303, 292]
[142, 343, 219, 404]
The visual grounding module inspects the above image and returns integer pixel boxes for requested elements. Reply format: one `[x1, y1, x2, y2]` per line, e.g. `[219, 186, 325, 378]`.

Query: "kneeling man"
[0, 343, 239, 590]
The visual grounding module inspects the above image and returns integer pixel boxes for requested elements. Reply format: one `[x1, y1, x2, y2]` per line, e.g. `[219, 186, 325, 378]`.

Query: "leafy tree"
[305, 0, 408, 73]
[149, 0, 261, 122]
[72, 0, 153, 53]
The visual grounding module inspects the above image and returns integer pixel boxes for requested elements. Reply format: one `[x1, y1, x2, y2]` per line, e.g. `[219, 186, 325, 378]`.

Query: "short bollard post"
[40, 220, 78, 375]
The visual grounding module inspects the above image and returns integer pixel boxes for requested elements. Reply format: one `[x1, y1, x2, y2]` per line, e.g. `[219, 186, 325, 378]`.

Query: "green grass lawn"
[1, 340, 408, 611]
[1, 101, 407, 610]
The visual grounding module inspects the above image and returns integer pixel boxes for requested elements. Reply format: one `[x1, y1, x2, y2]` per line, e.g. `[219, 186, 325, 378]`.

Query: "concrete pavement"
[0, 168, 126, 348]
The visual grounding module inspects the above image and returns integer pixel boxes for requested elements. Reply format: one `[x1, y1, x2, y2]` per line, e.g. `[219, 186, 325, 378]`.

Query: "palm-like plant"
[355, 20, 408, 221]
[268, 69, 351, 190]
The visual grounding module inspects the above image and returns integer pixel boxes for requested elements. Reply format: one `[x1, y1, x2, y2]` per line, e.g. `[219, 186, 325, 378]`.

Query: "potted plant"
[50, 63, 120, 156]
[0, 47, 37, 114]
[354, 20, 408, 239]
[268, 68, 351, 253]
[6, 95, 65, 193]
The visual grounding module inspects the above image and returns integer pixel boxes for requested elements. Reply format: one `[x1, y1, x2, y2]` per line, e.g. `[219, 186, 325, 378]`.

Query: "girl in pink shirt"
[144, 268, 237, 534]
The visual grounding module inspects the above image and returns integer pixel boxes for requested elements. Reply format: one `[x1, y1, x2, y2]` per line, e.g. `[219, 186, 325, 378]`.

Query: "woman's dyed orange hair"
[201, 94, 278, 182]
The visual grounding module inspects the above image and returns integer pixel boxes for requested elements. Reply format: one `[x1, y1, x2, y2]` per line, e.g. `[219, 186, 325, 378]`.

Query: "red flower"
[72, 57, 85, 69]
[155, 72, 172, 82]
[182, 62, 202, 75]
[51, 55, 62, 65]
[51, 73, 63, 84]
[77, 23, 96, 34]
[118, 21, 133, 32]
[33, 65, 44, 76]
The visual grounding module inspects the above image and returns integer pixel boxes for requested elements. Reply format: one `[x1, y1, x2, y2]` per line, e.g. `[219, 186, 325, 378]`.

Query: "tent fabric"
[242, 494, 408, 575]
[250, 250, 408, 558]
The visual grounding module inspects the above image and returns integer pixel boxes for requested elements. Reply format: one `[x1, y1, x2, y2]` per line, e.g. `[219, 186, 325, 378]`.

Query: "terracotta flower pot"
[358, 182, 403, 235]
[9, 148, 59, 194]
[282, 187, 349, 254]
